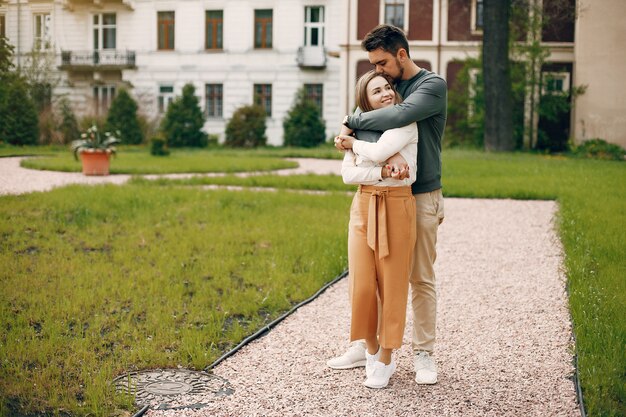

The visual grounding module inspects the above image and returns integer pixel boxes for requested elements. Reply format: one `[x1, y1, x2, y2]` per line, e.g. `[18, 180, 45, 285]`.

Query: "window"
[158, 11, 175, 50]
[158, 85, 174, 114]
[93, 85, 116, 115]
[205, 84, 223, 117]
[304, 84, 323, 114]
[205, 10, 223, 50]
[471, 0, 484, 33]
[0, 14, 6, 38]
[304, 6, 324, 47]
[543, 72, 570, 95]
[254, 84, 272, 117]
[33, 13, 51, 49]
[384, 0, 405, 29]
[93, 13, 116, 50]
[254, 10, 272, 49]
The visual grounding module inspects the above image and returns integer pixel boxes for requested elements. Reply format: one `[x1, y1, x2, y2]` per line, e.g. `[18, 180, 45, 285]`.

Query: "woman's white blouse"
[341, 123, 418, 187]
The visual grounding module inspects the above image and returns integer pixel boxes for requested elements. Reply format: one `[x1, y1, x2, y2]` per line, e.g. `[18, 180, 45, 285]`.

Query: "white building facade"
[0, 0, 345, 145]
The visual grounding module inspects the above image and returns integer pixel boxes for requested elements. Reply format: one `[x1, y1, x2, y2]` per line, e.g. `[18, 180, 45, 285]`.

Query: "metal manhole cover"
[113, 369, 233, 408]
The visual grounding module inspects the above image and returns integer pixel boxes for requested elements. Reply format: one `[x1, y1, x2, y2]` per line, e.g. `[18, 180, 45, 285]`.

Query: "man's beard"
[393, 58, 404, 81]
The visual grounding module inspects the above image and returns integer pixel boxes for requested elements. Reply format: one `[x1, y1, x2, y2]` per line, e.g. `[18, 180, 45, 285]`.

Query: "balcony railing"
[60, 50, 136, 70]
[296, 46, 326, 69]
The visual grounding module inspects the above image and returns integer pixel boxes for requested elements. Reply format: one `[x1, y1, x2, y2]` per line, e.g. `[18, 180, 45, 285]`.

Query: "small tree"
[106, 89, 144, 145]
[0, 77, 39, 145]
[0, 37, 15, 74]
[20, 43, 59, 113]
[160, 83, 207, 148]
[224, 104, 267, 148]
[283, 88, 326, 148]
[57, 97, 80, 143]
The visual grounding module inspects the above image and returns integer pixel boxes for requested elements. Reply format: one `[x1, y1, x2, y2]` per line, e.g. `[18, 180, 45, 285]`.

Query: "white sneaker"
[365, 347, 381, 377]
[363, 360, 396, 389]
[327, 341, 366, 369]
[414, 351, 437, 384]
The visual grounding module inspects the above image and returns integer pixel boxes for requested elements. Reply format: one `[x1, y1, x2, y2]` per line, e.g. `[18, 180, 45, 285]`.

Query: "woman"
[335, 70, 417, 389]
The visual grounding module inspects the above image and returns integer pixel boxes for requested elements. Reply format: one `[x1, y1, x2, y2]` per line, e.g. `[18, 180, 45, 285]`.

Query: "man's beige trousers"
[410, 188, 444, 353]
[348, 185, 416, 349]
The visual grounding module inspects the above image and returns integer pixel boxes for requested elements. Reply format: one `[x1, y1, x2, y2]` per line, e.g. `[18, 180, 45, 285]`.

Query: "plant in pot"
[71, 125, 121, 175]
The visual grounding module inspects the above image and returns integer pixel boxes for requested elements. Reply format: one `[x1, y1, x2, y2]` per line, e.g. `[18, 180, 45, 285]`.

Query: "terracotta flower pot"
[80, 150, 111, 175]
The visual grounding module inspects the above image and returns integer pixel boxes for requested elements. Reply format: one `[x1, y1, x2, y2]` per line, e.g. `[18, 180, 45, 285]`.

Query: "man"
[328, 24, 447, 385]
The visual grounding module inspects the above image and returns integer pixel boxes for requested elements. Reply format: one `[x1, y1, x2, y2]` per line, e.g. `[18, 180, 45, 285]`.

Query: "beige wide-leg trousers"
[348, 185, 416, 349]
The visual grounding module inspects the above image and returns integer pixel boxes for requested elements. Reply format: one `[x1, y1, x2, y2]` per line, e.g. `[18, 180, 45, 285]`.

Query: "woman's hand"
[334, 134, 355, 151]
[386, 153, 410, 180]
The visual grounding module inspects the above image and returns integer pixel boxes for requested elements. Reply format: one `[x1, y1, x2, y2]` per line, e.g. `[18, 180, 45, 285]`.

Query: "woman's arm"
[348, 124, 417, 163]
[341, 150, 386, 185]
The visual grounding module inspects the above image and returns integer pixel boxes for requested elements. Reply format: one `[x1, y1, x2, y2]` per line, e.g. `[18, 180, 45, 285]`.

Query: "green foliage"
[150, 136, 170, 156]
[283, 88, 326, 148]
[446, 57, 526, 149]
[105, 89, 144, 145]
[20, 45, 59, 113]
[57, 97, 80, 144]
[207, 133, 219, 147]
[71, 125, 121, 160]
[0, 75, 39, 146]
[445, 58, 484, 148]
[225, 104, 267, 148]
[160, 84, 208, 148]
[37, 107, 63, 145]
[79, 114, 107, 133]
[571, 138, 625, 161]
[447, 0, 583, 152]
[0, 37, 15, 74]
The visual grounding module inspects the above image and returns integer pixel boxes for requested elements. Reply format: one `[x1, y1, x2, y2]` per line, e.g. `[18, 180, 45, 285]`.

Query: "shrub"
[0, 75, 39, 145]
[57, 97, 80, 144]
[571, 139, 625, 161]
[160, 83, 207, 148]
[38, 107, 63, 145]
[106, 89, 144, 145]
[79, 114, 107, 133]
[207, 134, 219, 147]
[283, 88, 326, 148]
[150, 136, 170, 156]
[224, 104, 267, 148]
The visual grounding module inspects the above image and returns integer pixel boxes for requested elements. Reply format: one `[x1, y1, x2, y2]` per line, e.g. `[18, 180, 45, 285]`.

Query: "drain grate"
[113, 369, 233, 409]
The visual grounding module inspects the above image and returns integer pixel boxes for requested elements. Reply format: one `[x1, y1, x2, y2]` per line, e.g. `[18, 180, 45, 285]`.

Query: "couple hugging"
[329, 24, 447, 389]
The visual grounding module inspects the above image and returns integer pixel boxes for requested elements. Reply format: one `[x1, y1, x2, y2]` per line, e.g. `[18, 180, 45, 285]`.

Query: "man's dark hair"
[361, 25, 411, 58]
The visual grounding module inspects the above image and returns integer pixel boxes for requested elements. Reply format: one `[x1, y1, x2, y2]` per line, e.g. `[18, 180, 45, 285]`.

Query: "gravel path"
[145, 199, 578, 417]
[0, 158, 579, 416]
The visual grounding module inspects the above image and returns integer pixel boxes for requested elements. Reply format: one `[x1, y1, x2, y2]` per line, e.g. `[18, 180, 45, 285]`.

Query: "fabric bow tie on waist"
[366, 189, 389, 259]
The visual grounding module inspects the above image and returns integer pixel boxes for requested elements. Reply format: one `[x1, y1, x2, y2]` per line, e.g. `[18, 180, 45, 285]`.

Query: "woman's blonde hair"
[355, 70, 401, 112]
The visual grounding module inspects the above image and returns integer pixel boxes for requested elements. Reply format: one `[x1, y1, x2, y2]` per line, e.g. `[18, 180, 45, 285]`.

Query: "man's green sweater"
[346, 69, 447, 194]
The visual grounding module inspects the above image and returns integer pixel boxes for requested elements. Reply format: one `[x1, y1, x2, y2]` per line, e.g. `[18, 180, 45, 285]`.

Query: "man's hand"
[334, 134, 355, 151]
[386, 153, 410, 180]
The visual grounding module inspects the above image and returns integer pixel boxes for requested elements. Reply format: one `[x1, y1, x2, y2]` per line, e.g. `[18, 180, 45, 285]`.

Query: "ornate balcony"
[59, 50, 136, 70]
[296, 46, 327, 69]
[60, 0, 135, 11]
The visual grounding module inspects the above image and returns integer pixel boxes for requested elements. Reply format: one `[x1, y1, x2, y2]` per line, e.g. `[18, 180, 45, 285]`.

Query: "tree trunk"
[483, 0, 514, 151]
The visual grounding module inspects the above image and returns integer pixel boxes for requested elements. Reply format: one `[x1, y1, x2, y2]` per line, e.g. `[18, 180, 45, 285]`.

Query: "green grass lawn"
[1, 148, 624, 416]
[20, 148, 298, 174]
[0, 185, 351, 416]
